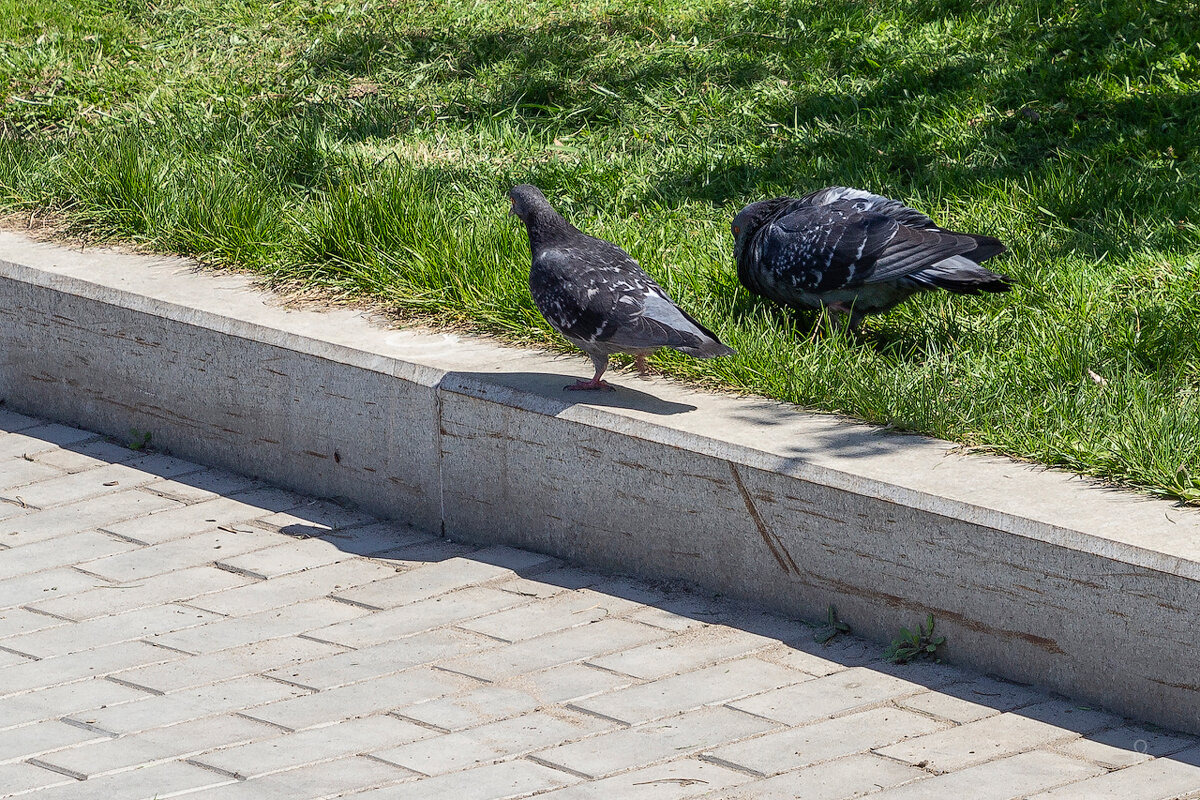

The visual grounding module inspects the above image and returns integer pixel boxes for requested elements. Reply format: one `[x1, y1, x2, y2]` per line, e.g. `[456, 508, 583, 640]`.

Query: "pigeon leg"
[634, 354, 650, 376]
[565, 353, 615, 391]
[823, 302, 853, 335]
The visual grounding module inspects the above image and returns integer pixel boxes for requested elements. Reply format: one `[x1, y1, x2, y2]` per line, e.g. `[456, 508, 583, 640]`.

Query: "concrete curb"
[1, 231, 1197, 734]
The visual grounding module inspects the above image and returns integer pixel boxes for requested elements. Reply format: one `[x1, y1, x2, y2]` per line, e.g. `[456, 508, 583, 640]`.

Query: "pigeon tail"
[676, 338, 737, 359]
[910, 255, 1013, 295]
[963, 234, 1007, 263]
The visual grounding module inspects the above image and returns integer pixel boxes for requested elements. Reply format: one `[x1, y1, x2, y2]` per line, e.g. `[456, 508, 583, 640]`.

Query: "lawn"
[2, 0, 1199, 500]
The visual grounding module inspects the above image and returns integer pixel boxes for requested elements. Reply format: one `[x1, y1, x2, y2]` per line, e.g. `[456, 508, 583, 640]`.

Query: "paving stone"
[28, 565, 251, 620]
[707, 707, 945, 776]
[575, 658, 806, 725]
[441, 618, 668, 682]
[1055, 725, 1200, 769]
[0, 606, 70, 639]
[0, 408, 41, 433]
[99, 489, 300, 546]
[81, 526, 282, 582]
[534, 706, 779, 778]
[711, 753, 924, 800]
[728, 666, 924, 725]
[0, 640, 183, 697]
[350, 759, 576, 800]
[31, 713, 279, 779]
[0, 719, 110, 763]
[0, 502, 26, 522]
[194, 714, 434, 778]
[1026, 745, 1200, 799]
[771, 635, 882, 669]
[874, 703, 1116, 773]
[32, 439, 140, 473]
[896, 675, 1046, 722]
[494, 568, 602, 600]
[0, 458, 62, 491]
[374, 709, 614, 775]
[868, 750, 1105, 800]
[0, 566, 112, 610]
[400, 685, 544, 732]
[0, 761, 76, 795]
[459, 588, 644, 642]
[180, 756, 416, 800]
[0, 679, 153, 729]
[214, 537, 353, 579]
[0, 649, 30, 669]
[151, 598, 368, 654]
[0, 531, 136, 581]
[1, 455, 201, 509]
[2, 490, 182, 546]
[190, 558, 398, 616]
[1, 603, 221, 658]
[267, 627, 494, 690]
[19, 759, 235, 800]
[73, 675, 312, 734]
[897, 688, 1004, 724]
[497, 663, 635, 705]
[145, 468, 264, 503]
[252, 501, 379, 536]
[314, 521, 435, 557]
[333, 548, 555, 610]
[368, 537, 478, 566]
[586, 627, 774, 680]
[535, 758, 755, 800]
[309, 587, 529, 648]
[0, 424, 96, 460]
[112, 635, 346, 694]
[244, 666, 477, 731]
[626, 605, 711, 632]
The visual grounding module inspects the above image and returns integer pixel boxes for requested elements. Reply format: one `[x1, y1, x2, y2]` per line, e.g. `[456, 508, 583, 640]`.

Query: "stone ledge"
[1, 231, 1196, 734]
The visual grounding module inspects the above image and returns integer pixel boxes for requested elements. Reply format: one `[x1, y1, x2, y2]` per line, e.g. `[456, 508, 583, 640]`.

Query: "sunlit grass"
[2, 0, 1200, 500]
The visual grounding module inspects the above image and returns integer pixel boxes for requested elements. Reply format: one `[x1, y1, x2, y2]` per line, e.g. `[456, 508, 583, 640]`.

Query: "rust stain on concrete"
[729, 462, 800, 576]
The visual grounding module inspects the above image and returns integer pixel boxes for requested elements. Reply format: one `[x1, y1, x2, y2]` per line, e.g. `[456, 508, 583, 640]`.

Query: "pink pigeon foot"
[565, 377, 615, 391]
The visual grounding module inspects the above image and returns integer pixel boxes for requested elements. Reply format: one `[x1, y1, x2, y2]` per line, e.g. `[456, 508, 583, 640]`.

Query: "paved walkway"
[1, 408, 1198, 800]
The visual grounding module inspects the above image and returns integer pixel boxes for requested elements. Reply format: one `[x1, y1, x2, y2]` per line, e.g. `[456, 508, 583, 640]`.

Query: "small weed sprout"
[884, 614, 945, 664]
[128, 428, 152, 451]
[813, 604, 852, 645]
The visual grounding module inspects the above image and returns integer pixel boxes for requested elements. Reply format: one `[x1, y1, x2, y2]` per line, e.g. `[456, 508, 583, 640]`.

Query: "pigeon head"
[508, 184, 548, 219]
[731, 198, 791, 264]
[508, 184, 572, 243]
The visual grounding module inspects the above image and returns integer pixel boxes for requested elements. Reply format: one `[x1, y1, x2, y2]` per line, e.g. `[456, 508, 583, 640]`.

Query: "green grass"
[2, 0, 1200, 501]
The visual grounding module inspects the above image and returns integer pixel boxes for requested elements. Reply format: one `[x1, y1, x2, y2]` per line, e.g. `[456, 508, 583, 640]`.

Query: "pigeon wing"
[761, 202, 900, 292]
[766, 200, 992, 290]
[800, 186, 942, 230]
[530, 243, 716, 352]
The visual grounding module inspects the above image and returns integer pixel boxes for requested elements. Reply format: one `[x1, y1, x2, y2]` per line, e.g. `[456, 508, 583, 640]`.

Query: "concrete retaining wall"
[1, 231, 1197, 734]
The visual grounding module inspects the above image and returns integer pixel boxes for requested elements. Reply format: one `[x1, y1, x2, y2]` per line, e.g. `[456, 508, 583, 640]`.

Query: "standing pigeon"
[509, 184, 735, 390]
[731, 186, 1012, 330]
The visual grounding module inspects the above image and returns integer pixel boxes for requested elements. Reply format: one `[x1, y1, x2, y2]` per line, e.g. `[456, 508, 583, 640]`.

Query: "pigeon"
[731, 186, 1012, 330]
[509, 184, 735, 391]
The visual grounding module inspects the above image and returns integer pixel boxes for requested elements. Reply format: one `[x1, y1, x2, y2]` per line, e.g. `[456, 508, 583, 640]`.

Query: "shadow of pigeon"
[443, 370, 698, 416]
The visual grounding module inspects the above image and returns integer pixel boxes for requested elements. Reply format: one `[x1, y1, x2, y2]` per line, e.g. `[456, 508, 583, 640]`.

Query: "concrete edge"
[1, 232, 1197, 734]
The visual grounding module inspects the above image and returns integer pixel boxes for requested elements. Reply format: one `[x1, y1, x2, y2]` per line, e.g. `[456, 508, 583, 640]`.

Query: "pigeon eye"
[732, 225, 740, 235]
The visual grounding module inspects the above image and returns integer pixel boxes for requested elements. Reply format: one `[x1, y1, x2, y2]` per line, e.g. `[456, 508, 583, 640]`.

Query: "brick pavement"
[1, 407, 1198, 800]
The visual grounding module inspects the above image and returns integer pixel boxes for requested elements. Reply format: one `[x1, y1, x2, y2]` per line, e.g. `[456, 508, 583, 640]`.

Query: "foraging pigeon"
[509, 184, 735, 390]
[731, 186, 1012, 329]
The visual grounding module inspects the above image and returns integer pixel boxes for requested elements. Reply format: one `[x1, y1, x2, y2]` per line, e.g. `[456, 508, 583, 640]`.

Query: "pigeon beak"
[508, 197, 516, 216]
